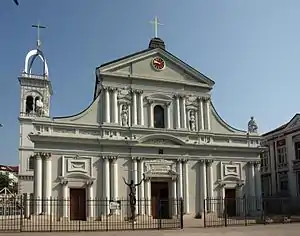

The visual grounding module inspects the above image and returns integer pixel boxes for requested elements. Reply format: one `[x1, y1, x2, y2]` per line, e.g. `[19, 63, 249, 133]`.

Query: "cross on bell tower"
[32, 22, 46, 48]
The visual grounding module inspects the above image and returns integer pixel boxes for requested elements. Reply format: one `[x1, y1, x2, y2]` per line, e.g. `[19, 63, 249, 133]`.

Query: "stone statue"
[121, 104, 128, 126]
[248, 116, 258, 133]
[122, 174, 145, 221]
[35, 99, 44, 116]
[189, 110, 196, 131]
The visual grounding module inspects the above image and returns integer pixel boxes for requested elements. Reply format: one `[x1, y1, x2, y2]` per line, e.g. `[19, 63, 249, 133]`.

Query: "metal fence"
[0, 196, 183, 232]
[204, 197, 300, 227]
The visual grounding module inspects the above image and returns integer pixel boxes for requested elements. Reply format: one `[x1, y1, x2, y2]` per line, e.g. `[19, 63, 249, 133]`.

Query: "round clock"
[152, 57, 165, 71]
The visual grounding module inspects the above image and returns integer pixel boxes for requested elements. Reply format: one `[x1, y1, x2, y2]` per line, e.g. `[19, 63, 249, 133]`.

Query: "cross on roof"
[32, 22, 46, 48]
[149, 16, 163, 38]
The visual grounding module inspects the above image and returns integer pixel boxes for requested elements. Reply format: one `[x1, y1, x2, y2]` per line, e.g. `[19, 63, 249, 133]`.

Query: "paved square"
[2, 224, 300, 236]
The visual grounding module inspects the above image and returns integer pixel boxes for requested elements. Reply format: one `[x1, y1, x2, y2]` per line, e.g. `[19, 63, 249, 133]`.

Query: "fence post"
[224, 198, 227, 227]
[20, 195, 23, 232]
[106, 198, 109, 231]
[203, 199, 206, 228]
[244, 196, 247, 226]
[158, 199, 162, 229]
[180, 198, 184, 229]
[50, 196, 52, 232]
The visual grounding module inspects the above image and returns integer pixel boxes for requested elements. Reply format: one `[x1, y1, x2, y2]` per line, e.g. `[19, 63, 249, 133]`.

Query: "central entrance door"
[70, 188, 86, 220]
[151, 181, 170, 219]
[225, 188, 236, 217]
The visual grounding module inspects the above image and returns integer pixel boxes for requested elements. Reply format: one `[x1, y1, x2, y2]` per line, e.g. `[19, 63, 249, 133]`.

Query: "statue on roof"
[248, 116, 258, 133]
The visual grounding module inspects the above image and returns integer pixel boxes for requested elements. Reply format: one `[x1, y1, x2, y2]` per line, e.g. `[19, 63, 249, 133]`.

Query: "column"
[112, 88, 118, 124]
[104, 87, 110, 123]
[148, 101, 154, 128]
[248, 162, 255, 196]
[269, 142, 277, 194]
[145, 178, 151, 215]
[199, 97, 205, 130]
[175, 95, 181, 129]
[139, 159, 145, 214]
[206, 98, 211, 130]
[44, 153, 52, 215]
[177, 160, 183, 199]
[183, 160, 190, 214]
[138, 90, 144, 126]
[166, 102, 171, 129]
[172, 177, 177, 215]
[131, 90, 137, 125]
[254, 161, 262, 212]
[181, 96, 187, 129]
[254, 161, 262, 199]
[199, 160, 207, 213]
[103, 157, 110, 215]
[62, 181, 68, 218]
[132, 158, 138, 214]
[34, 154, 42, 214]
[112, 158, 119, 201]
[207, 160, 214, 212]
[88, 181, 94, 219]
[287, 136, 297, 196]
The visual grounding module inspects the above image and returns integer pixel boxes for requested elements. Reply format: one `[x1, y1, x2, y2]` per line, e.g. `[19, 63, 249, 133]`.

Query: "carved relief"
[53, 128, 76, 134]
[223, 163, 240, 178]
[189, 110, 196, 131]
[144, 159, 176, 176]
[121, 104, 129, 126]
[143, 139, 177, 145]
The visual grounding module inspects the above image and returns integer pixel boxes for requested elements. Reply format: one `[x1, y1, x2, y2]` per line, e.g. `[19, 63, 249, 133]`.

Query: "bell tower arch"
[19, 23, 52, 118]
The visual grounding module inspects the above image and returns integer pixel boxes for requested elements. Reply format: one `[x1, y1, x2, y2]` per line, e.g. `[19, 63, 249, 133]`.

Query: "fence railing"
[0, 195, 183, 232]
[204, 196, 300, 227]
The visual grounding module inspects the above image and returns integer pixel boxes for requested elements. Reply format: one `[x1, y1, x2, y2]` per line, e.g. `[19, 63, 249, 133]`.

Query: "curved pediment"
[147, 93, 173, 103]
[138, 134, 185, 145]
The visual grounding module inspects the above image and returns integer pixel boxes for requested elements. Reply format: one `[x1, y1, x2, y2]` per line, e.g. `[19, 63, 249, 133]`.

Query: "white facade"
[18, 38, 264, 220]
[261, 114, 300, 197]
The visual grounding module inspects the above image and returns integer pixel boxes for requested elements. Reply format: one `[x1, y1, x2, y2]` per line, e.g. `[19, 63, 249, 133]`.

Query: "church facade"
[18, 36, 264, 220]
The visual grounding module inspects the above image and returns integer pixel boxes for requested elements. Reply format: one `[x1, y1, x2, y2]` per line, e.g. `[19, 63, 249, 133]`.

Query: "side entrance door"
[70, 188, 86, 220]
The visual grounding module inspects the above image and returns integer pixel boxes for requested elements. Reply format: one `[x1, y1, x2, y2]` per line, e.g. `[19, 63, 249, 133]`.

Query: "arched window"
[154, 105, 165, 128]
[25, 96, 34, 114]
[28, 156, 34, 170]
[34, 97, 40, 112]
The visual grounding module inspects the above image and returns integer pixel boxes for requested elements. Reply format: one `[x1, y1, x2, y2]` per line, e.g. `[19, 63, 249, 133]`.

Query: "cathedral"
[18, 23, 264, 221]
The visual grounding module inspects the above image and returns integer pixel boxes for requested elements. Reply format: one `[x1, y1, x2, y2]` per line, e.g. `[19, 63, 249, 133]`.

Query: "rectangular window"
[278, 173, 289, 194]
[260, 148, 269, 172]
[276, 139, 287, 168]
[297, 172, 300, 196]
[295, 142, 300, 160]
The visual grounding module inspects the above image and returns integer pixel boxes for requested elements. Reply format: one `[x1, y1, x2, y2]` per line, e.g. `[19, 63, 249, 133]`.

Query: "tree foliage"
[0, 172, 17, 194]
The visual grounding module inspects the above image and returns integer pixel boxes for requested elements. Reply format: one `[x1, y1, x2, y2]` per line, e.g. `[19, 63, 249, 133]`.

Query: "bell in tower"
[19, 23, 53, 118]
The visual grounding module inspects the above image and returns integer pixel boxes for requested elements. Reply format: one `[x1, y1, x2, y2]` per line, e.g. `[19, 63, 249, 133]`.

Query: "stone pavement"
[2, 224, 299, 236]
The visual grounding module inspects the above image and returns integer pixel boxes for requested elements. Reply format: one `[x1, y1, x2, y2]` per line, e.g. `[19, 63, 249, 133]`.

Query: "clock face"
[152, 57, 165, 71]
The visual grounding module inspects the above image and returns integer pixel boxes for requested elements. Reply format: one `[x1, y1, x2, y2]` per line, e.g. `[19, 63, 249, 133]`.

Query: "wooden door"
[225, 188, 236, 217]
[70, 188, 86, 220]
[151, 182, 169, 219]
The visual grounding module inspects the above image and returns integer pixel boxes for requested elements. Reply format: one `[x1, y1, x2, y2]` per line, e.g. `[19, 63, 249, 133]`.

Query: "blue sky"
[1, 0, 300, 165]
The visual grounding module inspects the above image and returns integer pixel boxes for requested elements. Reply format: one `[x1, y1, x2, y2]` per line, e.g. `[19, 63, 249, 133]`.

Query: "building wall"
[261, 120, 300, 197]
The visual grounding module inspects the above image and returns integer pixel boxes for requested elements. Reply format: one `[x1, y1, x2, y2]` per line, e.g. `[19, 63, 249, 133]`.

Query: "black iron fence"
[0, 196, 183, 232]
[204, 197, 300, 227]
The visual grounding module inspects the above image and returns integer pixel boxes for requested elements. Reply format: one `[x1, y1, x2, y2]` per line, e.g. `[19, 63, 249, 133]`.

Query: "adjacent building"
[261, 114, 300, 197]
[18, 31, 264, 220]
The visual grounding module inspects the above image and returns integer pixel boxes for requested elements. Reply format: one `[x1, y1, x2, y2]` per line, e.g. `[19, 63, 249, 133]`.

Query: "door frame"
[69, 188, 87, 221]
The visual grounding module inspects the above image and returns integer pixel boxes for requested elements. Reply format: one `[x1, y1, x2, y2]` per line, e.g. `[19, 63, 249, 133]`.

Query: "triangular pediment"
[98, 48, 214, 88]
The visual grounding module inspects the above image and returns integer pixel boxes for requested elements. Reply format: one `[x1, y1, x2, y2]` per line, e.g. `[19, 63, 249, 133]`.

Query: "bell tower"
[18, 23, 53, 194]
[19, 23, 52, 118]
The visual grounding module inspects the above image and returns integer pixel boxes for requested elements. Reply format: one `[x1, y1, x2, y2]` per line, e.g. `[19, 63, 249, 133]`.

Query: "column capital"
[206, 159, 214, 166]
[199, 159, 206, 164]
[132, 156, 139, 161]
[176, 158, 183, 163]
[103, 86, 112, 91]
[173, 93, 180, 99]
[136, 156, 145, 161]
[165, 101, 171, 107]
[36, 152, 51, 159]
[146, 98, 154, 105]
[179, 94, 187, 99]
[86, 179, 94, 186]
[136, 89, 143, 94]
[60, 178, 68, 185]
